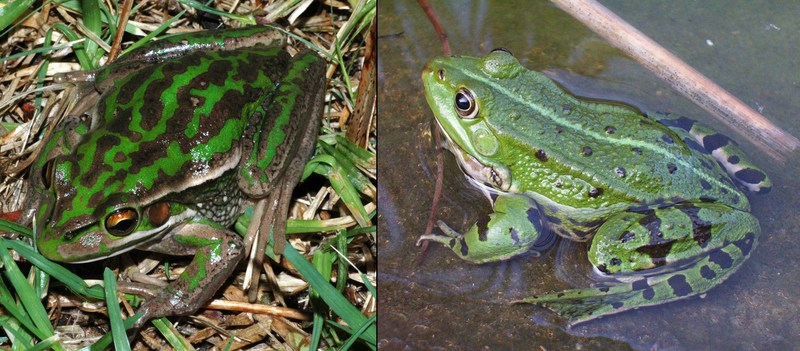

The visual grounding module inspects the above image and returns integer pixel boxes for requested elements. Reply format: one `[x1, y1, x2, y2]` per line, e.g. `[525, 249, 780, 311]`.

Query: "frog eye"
[491, 47, 513, 56]
[105, 208, 139, 236]
[454, 87, 478, 119]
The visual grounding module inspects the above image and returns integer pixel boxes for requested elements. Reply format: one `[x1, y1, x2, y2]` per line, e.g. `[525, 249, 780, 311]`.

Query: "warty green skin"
[419, 50, 770, 326]
[25, 27, 325, 325]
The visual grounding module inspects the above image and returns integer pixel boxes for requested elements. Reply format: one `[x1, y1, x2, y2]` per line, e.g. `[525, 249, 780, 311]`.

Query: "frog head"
[32, 145, 192, 263]
[421, 49, 527, 193]
[31, 98, 241, 263]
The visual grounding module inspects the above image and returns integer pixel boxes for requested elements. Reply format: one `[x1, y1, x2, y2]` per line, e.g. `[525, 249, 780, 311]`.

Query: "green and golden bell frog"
[23, 26, 325, 325]
[419, 49, 770, 326]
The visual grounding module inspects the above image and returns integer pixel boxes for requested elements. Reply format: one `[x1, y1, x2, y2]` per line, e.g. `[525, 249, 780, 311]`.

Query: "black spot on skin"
[733, 232, 756, 256]
[489, 192, 499, 202]
[676, 204, 712, 248]
[620, 231, 635, 243]
[448, 238, 456, 248]
[702, 133, 730, 151]
[661, 134, 675, 144]
[635, 213, 676, 267]
[597, 264, 609, 273]
[658, 115, 696, 130]
[720, 187, 729, 194]
[557, 293, 565, 297]
[667, 275, 693, 297]
[643, 288, 655, 300]
[605, 126, 616, 134]
[610, 258, 621, 266]
[735, 169, 767, 184]
[535, 149, 548, 162]
[545, 215, 562, 225]
[683, 137, 706, 153]
[632, 147, 642, 155]
[669, 196, 685, 204]
[477, 215, 489, 241]
[555, 125, 563, 133]
[509, 228, 521, 245]
[667, 163, 677, 174]
[572, 229, 591, 239]
[700, 265, 717, 280]
[459, 238, 469, 256]
[727, 155, 740, 164]
[700, 179, 712, 189]
[632, 279, 649, 291]
[615, 167, 626, 177]
[554, 180, 563, 188]
[709, 250, 734, 269]
[527, 207, 543, 235]
[611, 301, 624, 309]
[588, 188, 602, 198]
[563, 104, 572, 112]
[599, 287, 609, 292]
[582, 146, 593, 156]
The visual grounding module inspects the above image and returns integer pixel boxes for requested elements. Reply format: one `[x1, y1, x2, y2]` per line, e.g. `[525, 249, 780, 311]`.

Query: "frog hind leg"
[237, 51, 325, 256]
[418, 194, 555, 263]
[657, 114, 771, 193]
[521, 202, 758, 327]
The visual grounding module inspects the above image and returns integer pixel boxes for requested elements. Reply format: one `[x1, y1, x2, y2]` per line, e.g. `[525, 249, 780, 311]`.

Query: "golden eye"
[146, 202, 171, 227]
[454, 87, 478, 119]
[105, 208, 139, 236]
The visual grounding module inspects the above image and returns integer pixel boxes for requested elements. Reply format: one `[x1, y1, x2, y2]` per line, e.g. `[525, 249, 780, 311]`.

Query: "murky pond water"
[377, 1, 800, 349]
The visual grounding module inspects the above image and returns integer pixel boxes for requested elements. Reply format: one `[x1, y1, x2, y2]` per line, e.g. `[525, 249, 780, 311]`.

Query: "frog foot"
[418, 194, 553, 263]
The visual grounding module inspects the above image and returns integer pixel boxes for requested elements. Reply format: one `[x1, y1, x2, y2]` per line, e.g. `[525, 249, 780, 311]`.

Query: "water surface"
[378, 1, 800, 349]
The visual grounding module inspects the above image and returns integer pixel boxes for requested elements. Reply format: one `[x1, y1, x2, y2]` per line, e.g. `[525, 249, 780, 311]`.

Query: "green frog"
[419, 49, 770, 326]
[22, 27, 325, 326]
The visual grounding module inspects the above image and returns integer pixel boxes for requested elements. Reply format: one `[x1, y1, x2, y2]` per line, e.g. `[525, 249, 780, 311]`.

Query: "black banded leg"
[521, 201, 759, 326]
[658, 114, 771, 193]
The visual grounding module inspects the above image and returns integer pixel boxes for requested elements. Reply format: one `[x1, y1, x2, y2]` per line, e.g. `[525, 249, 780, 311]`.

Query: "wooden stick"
[551, 0, 798, 161]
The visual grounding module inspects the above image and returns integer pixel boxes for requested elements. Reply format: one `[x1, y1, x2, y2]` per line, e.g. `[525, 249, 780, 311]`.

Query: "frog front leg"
[418, 194, 554, 263]
[523, 202, 758, 326]
[134, 219, 243, 326]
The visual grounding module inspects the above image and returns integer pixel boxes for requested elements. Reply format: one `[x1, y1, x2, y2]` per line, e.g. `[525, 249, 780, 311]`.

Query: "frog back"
[486, 68, 749, 211]
[48, 48, 294, 232]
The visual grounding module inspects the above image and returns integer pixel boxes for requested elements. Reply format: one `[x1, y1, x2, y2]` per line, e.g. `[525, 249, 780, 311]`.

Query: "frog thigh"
[657, 114, 770, 193]
[418, 194, 555, 263]
[237, 52, 325, 196]
[523, 202, 758, 326]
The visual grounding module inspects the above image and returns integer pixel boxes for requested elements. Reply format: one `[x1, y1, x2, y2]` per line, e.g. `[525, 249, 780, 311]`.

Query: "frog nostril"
[438, 69, 445, 80]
